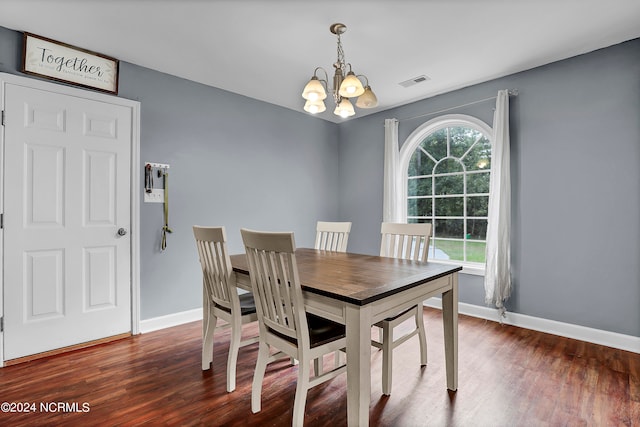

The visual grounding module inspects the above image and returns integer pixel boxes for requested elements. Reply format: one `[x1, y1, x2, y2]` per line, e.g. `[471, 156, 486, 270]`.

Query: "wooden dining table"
[230, 248, 462, 426]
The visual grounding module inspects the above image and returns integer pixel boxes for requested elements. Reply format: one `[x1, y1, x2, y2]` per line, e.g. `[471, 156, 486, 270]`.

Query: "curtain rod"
[397, 89, 518, 122]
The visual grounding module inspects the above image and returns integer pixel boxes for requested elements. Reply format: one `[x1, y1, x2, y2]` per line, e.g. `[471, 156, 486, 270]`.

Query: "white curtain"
[383, 118, 401, 222]
[484, 90, 512, 314]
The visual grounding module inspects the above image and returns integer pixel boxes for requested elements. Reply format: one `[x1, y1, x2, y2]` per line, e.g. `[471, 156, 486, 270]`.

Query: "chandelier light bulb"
[302, 76, 327, 101]
[304, 99, 326, 114]
[334, 98, 355, 118]
[355, 86, 378, 108]
[338, 72, 365, 98]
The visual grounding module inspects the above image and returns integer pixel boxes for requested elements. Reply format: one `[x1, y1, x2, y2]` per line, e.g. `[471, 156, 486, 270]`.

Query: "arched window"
[399, 115, 493, 267]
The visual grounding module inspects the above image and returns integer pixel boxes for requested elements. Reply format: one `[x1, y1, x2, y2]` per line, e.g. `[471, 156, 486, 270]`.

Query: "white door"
[2, 82, 133, 360]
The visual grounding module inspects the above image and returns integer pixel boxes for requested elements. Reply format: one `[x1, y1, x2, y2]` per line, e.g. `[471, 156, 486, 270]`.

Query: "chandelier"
[301, 23, 378, 118]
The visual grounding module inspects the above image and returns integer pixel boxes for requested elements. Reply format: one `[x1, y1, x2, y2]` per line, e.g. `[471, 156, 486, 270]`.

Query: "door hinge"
[1, 110, 4, 126]
[0, 317, 3, 332]
[0, 213, 3, 229]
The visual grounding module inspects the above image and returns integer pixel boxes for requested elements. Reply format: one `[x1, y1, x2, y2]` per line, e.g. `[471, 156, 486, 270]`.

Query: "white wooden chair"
[372, 222, 432, 395]
[314, 221, 352, 252]
[193, 225, 259, 392]
[314, 221, 352, 370]
[241, 228, 347, 426]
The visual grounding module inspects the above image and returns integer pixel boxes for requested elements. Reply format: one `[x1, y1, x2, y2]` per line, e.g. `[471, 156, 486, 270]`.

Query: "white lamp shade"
[334, 98, 355, 118]
[338, 72, 365, 98]
[355, 86, 378, 108]
[302, 77, 327, 101]
[304, 99, 327, 114]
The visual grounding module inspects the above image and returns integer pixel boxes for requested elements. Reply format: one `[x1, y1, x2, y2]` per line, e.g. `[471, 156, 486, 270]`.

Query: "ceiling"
[2, 0, 640, 123]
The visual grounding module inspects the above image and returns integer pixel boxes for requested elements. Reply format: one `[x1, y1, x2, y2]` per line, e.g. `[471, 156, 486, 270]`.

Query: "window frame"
[398, 114, 493, 275]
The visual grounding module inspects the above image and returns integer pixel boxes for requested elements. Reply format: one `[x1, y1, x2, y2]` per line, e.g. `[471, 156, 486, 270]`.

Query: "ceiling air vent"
[398, 75, 431, 88]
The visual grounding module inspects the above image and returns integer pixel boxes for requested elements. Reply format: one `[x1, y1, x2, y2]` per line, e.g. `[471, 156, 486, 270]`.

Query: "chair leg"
[415, 304, 427, 366]
[381, 322, 393, 395]
[314, 356, 323, 376]
[293, 358, 310, 427]
[226, 316, 242, 392]
[202, 297, 216, 370]
[251, 341, 269, 413]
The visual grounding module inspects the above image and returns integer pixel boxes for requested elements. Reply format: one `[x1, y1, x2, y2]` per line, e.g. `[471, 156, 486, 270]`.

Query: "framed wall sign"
[22, 32, 119, 94]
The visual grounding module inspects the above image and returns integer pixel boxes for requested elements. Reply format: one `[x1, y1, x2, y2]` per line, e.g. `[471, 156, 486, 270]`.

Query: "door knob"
[117, 228, 128, 236]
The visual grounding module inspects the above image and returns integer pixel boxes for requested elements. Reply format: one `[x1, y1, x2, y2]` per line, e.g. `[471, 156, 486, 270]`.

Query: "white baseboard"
[140, 302, 640, 354]
[424, 298, 640, 354]
[140, 308, 202, 333]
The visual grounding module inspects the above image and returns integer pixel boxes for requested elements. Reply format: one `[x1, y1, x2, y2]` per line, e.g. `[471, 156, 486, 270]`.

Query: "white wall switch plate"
[144, 189, 165, 203]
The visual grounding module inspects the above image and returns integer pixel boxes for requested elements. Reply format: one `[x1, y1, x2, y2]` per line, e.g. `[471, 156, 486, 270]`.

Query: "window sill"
[429, 259, 485, 276]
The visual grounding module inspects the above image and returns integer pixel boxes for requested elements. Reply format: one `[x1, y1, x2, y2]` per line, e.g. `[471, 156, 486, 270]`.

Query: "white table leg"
[441, 272, 459, 391]
[345, 303, 372, 426]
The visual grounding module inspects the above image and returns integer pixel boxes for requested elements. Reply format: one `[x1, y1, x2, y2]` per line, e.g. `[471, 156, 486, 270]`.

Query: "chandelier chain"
[335, 32, 345, 71]
[332, 32, 346, 104]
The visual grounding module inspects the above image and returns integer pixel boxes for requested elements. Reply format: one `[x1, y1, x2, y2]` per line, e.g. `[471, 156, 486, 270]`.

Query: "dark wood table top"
[230, 248, 462, 306]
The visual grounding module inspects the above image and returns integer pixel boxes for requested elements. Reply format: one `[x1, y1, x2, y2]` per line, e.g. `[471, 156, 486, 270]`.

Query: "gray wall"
[1, 25, 639, 337]
[119, 65, 340, 319]
[338, 39, 640, 337]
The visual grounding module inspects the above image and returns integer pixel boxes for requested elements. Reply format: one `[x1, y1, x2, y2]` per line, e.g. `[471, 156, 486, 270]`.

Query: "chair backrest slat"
[241, 229, 309, 346]
[380, 222, 432, 262]
[314, 221, 352, 252]
[193, 226, 236, 311]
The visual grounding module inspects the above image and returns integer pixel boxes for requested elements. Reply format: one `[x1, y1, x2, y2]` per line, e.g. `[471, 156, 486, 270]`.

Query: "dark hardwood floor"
[1, 308, 638, 426]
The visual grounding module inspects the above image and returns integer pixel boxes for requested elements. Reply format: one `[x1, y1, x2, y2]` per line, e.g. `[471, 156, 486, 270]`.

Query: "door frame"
[0, 72, 141, 366]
